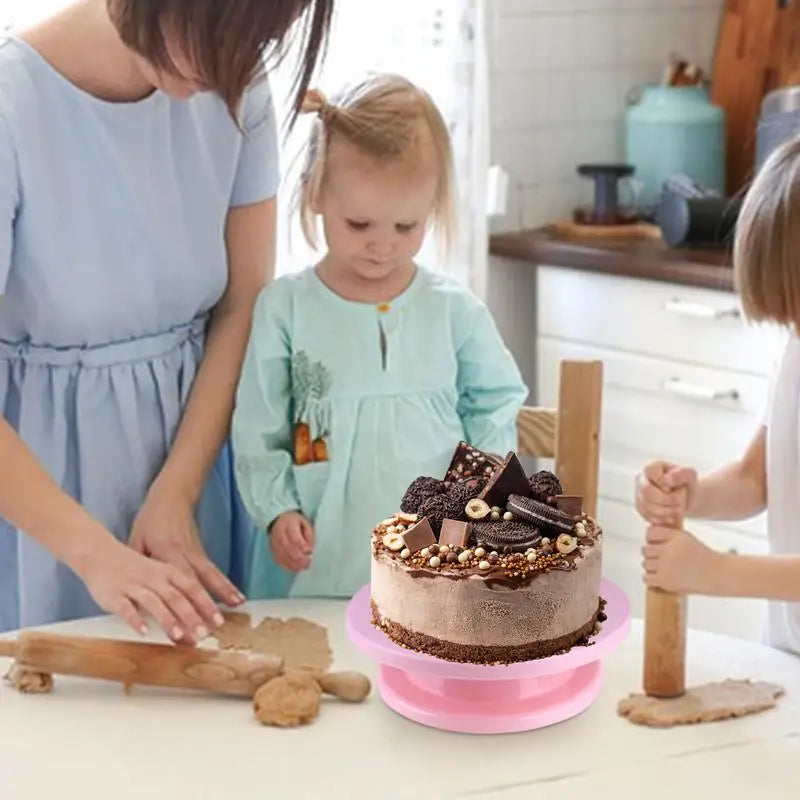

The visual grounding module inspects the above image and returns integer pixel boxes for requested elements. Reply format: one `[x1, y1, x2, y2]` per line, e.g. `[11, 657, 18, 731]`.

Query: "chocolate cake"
[370, 443, 603, 665]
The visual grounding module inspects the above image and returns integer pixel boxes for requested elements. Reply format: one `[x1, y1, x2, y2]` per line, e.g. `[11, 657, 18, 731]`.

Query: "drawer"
[598, 497, 768, 641]
[537, 266, 785, 376]
[537, 337, 768, 475]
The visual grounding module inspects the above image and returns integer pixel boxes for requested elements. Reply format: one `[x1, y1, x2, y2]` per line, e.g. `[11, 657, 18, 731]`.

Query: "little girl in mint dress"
[233, 74, 528, 599]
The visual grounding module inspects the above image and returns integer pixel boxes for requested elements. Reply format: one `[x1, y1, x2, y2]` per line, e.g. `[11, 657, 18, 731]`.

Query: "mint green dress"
[232, 267, 527, 598]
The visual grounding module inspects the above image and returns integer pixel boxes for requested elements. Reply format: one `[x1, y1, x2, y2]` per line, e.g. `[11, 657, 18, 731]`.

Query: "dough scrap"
[211, 613, 332, 675]
[253, 671, 321, 727]
[618, 679, 785, 727]
[5, 663, 54, 694]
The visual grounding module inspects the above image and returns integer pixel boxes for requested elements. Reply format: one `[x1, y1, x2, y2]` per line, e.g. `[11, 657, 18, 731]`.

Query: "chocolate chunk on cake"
[478, 452, 530, 508]
[401, 517, 437, 552]
[438, 519, 472, 549]
[444, 441, 502, 483]
[555, 495, 583, 516]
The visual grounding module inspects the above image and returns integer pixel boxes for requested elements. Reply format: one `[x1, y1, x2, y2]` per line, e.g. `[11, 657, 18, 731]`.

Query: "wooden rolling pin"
[0, 632, 369, 701]
[643, 511, 687, 698]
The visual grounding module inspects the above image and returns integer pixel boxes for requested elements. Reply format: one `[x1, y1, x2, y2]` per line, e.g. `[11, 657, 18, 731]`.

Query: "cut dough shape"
[618, 679, 785, 727]
[210, 613, 333, 675]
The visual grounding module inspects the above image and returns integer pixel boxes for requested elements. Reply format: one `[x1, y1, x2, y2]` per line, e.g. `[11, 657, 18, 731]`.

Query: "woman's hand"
[635, 460, 698, 526]
[129, 479, 245, 610]
[642, 525, 721, 595]
[75, 537, 226, 643]
[270, 511, 315, 572]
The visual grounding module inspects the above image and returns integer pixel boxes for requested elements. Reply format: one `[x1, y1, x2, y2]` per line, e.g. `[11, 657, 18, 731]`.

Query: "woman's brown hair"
[108, 0, 334, 121]
[734, 135, 800, 329]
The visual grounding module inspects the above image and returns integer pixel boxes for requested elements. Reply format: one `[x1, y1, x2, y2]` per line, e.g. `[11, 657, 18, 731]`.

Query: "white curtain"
[1, 0, 490, 295]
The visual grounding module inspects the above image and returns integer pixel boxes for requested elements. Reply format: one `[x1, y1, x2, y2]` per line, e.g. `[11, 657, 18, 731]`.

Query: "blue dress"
[0, 36, 279, 631]
[233, 267, 528, 598]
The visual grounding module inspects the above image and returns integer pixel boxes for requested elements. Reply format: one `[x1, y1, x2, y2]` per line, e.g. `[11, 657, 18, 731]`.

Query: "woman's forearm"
[156, 199, 276, 504]
[0, 417, 113, 573]
[156, 304, 255, 503]
[713, 552, 800, 602]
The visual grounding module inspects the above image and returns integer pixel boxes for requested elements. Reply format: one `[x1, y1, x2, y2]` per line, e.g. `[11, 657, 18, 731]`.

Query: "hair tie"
[301, 89, 330, 117]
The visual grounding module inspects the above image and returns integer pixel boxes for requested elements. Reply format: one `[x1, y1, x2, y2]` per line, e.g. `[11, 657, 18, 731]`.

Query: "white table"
[1, 599, 798, 800]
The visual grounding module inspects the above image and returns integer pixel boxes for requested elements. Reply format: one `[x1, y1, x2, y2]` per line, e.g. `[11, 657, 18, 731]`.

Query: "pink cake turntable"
[347, 578, 630, 734]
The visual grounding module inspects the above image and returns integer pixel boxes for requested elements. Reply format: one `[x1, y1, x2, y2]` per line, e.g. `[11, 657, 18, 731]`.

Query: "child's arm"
[232, 286, 304, 539]
[687, 425, 767, 520]
[453, 293, 528, 454]
[643, 525, 800, 602]
[636, 426, 767, 525]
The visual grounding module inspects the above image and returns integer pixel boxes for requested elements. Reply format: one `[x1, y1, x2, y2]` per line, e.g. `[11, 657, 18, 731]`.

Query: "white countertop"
[1, 599, 798, 800]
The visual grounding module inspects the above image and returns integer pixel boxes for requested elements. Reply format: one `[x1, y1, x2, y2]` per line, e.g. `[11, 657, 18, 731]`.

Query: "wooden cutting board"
[711, 0, 800, 195]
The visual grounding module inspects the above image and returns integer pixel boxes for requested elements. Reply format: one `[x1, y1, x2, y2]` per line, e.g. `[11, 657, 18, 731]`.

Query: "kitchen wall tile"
[489, 0, 725, 231]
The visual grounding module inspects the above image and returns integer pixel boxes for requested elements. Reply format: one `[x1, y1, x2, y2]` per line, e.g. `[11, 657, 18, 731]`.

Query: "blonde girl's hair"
[297, 74, 456, 254]
[734, 134, 800, 329]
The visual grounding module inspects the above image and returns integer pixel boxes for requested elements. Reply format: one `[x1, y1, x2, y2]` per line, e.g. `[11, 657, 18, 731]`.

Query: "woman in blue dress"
[0, 0, 333, 642]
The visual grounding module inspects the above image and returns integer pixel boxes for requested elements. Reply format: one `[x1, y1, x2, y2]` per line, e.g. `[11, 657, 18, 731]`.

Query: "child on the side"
[232, 74, 527, 598]
[635, 135, 800, 654]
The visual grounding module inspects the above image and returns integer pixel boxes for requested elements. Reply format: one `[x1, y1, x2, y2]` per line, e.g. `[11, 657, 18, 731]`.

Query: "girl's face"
[314, 137, 437, 283]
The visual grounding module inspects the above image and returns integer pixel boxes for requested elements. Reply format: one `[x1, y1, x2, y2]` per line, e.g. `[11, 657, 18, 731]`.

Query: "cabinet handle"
[661, 378, 740, 403]
[663, 298, 741, 320]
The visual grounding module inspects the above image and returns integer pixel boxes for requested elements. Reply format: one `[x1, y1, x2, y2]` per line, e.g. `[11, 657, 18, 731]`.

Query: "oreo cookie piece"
[507, 494, 575, 533]
[444, 441, 502, 483]
[470, 520, 542, 552]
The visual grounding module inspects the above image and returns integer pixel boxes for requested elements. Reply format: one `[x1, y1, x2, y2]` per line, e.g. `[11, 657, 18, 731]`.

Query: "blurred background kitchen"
[487, 0, 800, 646]
[5, 0, 798, 641]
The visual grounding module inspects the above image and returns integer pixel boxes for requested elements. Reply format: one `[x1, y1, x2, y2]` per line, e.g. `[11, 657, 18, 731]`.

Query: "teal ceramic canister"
[625, 85, 725, 212]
